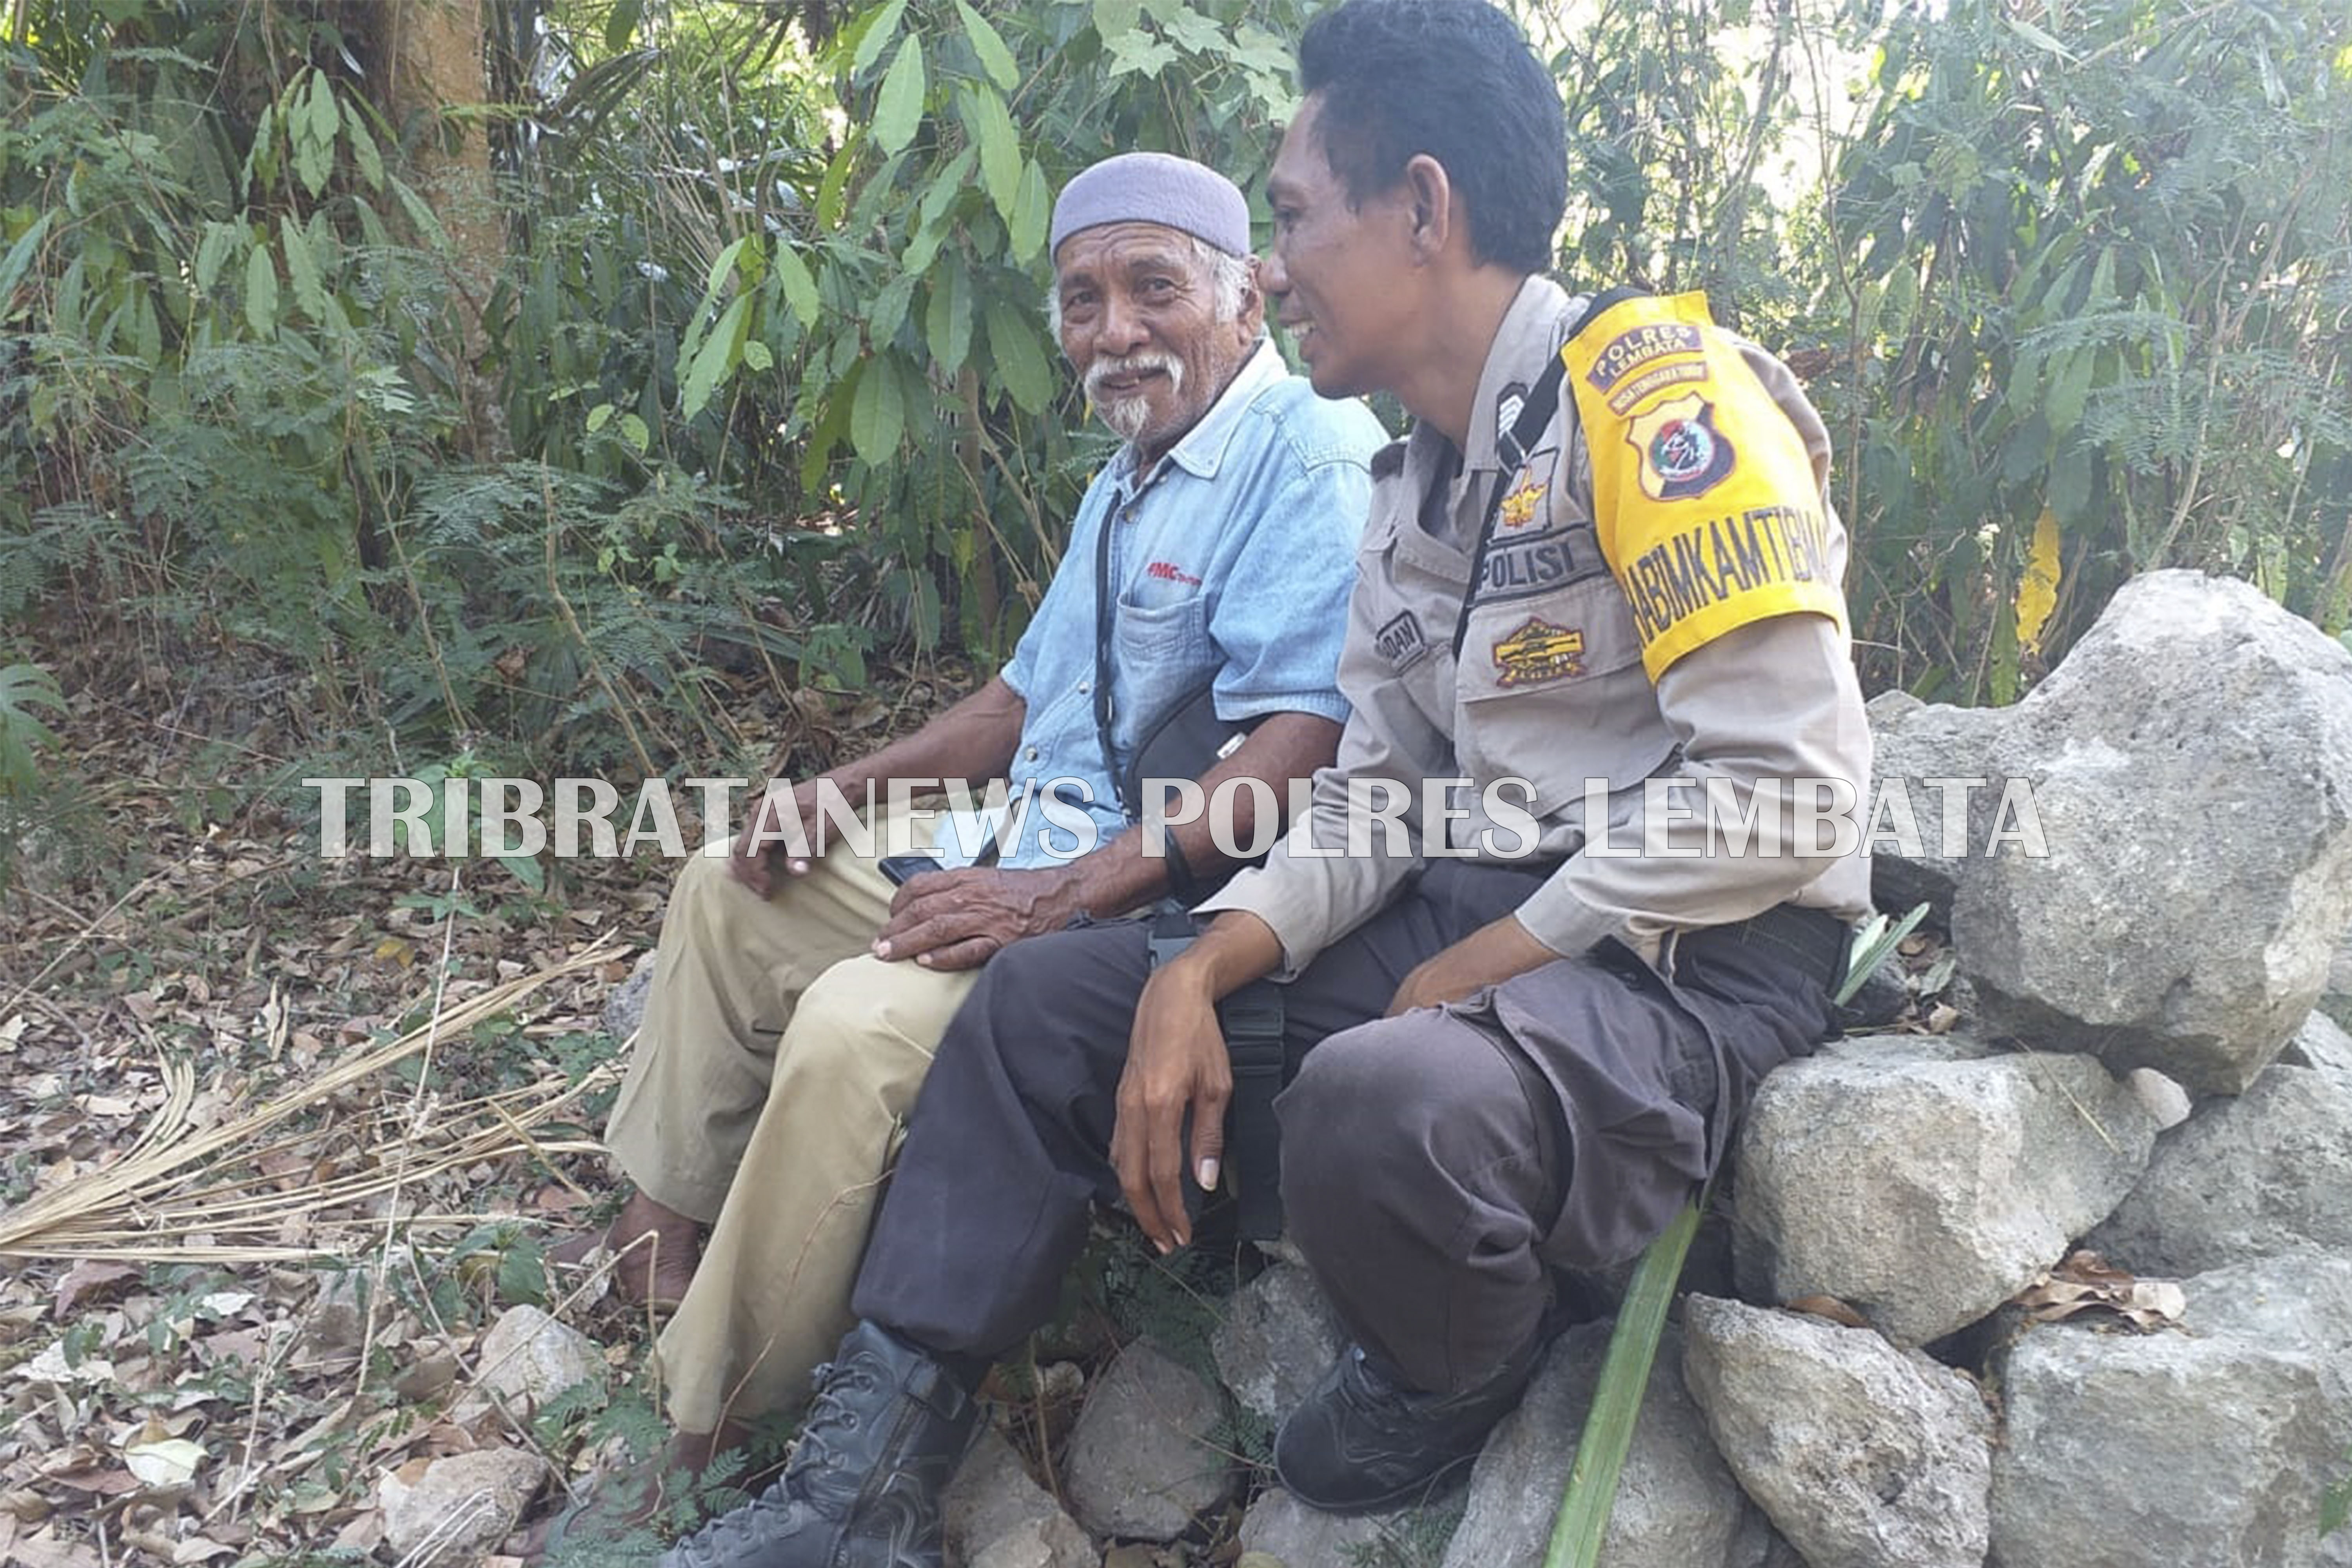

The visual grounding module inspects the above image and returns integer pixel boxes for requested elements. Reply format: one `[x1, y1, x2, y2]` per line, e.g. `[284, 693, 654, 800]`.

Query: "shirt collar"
[1460, 274, 1574, 478]
[1110, 338, 1285, 491]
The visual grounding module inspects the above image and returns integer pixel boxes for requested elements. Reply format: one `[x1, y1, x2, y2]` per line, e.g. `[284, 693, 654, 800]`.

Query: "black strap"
[1093, 500, 1120, 784]
[1450, 284, 1654, 664]
[1145, 909, 1289, 1242]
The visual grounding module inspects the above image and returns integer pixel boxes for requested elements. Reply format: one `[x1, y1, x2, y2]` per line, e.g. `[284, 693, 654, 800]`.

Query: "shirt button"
[1025, 746, 1039, 762]
[1078, 680, 1091, 694]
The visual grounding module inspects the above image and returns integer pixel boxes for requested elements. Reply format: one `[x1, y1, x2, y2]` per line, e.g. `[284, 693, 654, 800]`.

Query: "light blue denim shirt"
[949, 340, 1387, 870]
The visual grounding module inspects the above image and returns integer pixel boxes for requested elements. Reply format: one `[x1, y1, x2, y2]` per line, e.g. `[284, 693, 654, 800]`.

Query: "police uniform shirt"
[1197, 276, 1877, 973]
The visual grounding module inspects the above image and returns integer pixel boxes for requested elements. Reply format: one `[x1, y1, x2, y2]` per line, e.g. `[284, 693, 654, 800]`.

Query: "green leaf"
[703, 235, 750, 302]
[243, 242, 278, 337]
[853, 0, 910, 74]
[962, 86, 1023, 227]
[817, 138, 859, 230]
[773, 243, 821, 328]
[586, 402, 615, 432]
[1093, 0, 1142, 41]
[1009, 158, 1051, 263]
[1544, 1200, 1704, 1568]
[2045, 348, 2094, 435]
[850, 357, 907, 466]
[681, 293, 751, 419]
[874, 39, 928, 156]
[742, 338, 774, 372]
[279, 216, 329, 324]
[953, 0, 1021, 91]
[0, 212, 54, 319]
[984, 298, 1054, 414]
[926, 265, 974, 372]
[620, 412, 650, 454]
[495, 1235, 549, 1305]
[605, 0, 646, 51]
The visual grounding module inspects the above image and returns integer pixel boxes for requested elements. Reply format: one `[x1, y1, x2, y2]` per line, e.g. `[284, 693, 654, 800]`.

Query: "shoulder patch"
[1370, 439, 1408, 480]
[1561, 292, 1846, 680]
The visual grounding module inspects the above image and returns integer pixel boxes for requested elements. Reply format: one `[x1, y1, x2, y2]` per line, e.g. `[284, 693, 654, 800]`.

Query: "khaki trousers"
[603, 825, 977, 1433]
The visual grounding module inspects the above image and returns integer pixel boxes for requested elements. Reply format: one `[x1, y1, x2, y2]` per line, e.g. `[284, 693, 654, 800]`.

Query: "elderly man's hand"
[728, 779, 829, 897]
[1113, 962, 1230, 1254]
[1385, 914, 1558, 1016]
[871, 866, 1083, 971]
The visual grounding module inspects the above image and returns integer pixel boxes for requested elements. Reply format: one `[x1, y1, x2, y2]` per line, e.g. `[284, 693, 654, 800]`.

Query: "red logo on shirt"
[1146, 561, 1202, 587]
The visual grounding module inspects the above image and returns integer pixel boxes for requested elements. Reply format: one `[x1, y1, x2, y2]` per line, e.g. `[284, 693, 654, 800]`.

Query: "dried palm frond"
[0, 939, 628, 1263]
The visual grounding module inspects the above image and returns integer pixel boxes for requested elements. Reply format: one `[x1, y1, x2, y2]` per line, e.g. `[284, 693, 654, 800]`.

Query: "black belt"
[1711, 902, 1851, 991]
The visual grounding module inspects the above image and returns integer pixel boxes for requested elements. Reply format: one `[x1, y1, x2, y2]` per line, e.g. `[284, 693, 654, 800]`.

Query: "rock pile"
[685, 571, 2352, 1568]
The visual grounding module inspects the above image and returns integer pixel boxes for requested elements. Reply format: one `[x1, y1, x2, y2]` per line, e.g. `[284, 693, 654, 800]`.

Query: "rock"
[1441, 1321, 1754, 1568]
[1238, 1488, 1401, 1567]
[377, 1448, 545, 1564]
[1871, 570, 2352, 1096]
[1061, 1340, 1233, 1542]
[1210, 1264, 1347, 1425]
[1681, 1296, 1991, 1568]
[2089, 1064, 2352, 1276]
[605, 949, 657, 1043]
[1989, 1269, 2349, 1568]
[1732, 1034, 2163, 1345]
[944, 1428, 1092, 1568]
[476, 1304, 608, 1410]
[2284, 1009, 2352, 1080]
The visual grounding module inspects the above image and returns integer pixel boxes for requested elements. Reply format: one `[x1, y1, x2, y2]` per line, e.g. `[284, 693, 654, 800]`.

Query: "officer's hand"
[729, 780, 828, 897]
[1386, 915, 1557, 1016]
[872, 866, 1079, 971]
[1113, 963, 1230, 1254]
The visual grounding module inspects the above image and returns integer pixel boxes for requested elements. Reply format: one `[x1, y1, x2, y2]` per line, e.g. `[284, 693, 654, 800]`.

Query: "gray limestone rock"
[1238, 1487, 1402, 1567]
[605, 948, 657, 1044]
[2089, 1063, 2352, 1276]
[944, 1427, 1093, 1568]
[1440, 1321, 1755, 1568]
[1061, 1340, 1234, 1543]
[1871, 570, 2352, 1096]
[476, 1303, 608, 1410]
[1210, 1263, 1348, 1426]
[1989, 1315, 2339, 1568]
[1732, 1034, 2162, 1345]
[1681, 1296, 1991, 1568]
[2284, 1009, 2352, 1080]
[378, 1447, 546, 1565]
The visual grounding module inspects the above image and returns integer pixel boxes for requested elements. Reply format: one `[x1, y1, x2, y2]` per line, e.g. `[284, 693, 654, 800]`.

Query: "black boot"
[1273, 1337, 1542, 1515]
[659, 1322, 980, 1568]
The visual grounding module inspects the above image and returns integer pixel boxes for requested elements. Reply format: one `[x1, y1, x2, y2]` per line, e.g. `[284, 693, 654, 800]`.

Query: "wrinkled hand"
[872, 866, 1081, 970]
[1112, 965, 1230, 1254]
[1386, 915, 1557, 1017]
[728, 780, 829, 897]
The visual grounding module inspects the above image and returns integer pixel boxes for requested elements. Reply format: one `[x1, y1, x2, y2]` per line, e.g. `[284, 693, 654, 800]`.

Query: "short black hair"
[1296, 0, 1567, 275]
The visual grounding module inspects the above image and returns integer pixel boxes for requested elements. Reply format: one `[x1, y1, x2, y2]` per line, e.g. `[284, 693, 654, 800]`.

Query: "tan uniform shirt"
[1200, 276, 1875, 973]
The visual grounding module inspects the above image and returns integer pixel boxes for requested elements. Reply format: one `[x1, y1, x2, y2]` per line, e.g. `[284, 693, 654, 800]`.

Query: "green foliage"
[0, 661, 63, 800]
[1816, 0, 2352, 700]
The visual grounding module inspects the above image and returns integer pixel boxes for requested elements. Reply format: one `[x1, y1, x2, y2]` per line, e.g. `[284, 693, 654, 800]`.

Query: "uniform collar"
[1459, 274, 1575, 479]
[1111, 338, 1284, 491]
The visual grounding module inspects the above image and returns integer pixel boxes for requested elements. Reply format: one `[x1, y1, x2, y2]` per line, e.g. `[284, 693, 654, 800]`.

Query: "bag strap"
[1450, 284, 1651, 663]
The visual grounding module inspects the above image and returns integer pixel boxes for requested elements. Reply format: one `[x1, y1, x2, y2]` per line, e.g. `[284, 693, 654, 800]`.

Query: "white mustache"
[1085, 350, 1185, 407]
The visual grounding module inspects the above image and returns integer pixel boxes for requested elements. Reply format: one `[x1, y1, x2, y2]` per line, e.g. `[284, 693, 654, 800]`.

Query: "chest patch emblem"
[1497, 470, 1548, 534]
[1492, 617, 1586, 688]
[1376, 610, 1430, 672]
[1628, 394, 1737, 502]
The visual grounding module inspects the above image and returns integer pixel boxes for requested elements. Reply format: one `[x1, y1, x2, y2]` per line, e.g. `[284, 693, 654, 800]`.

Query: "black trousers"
[851, 862, 1837, 1394]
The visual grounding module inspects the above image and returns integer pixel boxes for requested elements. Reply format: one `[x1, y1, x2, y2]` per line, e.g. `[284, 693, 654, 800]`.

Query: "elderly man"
[572, 152, 1385, 1519]
[656, 0, 1872, 1562]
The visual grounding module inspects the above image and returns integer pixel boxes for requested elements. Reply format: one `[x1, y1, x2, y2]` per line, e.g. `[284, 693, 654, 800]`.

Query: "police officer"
[659, 2, 1873, 1561]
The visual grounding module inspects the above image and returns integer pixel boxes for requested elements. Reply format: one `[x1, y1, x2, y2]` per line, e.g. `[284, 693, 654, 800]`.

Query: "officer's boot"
[1274, 1336, 1543, 1515]
[659, 1321, 979, 1568]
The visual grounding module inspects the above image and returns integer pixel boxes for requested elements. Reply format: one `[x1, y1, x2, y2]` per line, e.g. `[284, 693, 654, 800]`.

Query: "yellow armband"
[1564, 292, 1845, 679]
